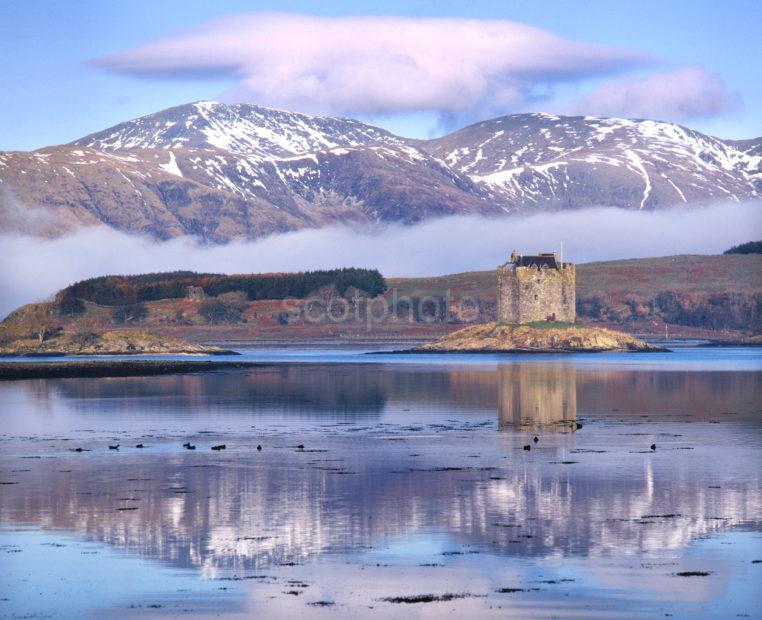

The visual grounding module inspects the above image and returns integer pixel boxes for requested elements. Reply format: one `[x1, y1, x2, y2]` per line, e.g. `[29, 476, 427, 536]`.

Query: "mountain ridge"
[73, 101, 409, 157]
[1, 102, 759, 241]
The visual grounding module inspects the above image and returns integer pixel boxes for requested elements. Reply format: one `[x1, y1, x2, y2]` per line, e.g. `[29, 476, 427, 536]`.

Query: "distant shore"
[0, 329, 240, 358]
[0, 360, 264, 380]
[381, 346, 666, 354]
[0, 348, 239, 358]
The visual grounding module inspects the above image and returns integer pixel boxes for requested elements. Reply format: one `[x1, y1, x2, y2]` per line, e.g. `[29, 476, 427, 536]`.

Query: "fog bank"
[1, 201, 759, 317]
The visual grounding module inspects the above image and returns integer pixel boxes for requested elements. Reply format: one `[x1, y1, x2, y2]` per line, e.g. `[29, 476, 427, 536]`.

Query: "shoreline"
[406, 323, 671, 354]
[377, 346, 670, 355]
[0, 348, 239, 358]
[0, 360, 264, 380]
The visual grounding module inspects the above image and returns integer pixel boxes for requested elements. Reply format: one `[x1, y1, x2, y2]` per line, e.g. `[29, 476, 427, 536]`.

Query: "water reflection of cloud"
[1, 362, 760, 578]
[1, 430, 759, 577]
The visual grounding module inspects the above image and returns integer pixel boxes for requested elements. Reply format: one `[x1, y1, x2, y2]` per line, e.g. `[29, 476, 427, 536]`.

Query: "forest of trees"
[724, 240, 762, 255]
[576, 291, 762, 331]
[58, 269, 387, 306]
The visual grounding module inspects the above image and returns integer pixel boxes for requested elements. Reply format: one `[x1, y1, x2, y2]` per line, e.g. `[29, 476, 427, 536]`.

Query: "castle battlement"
[497, 251, 576, 324]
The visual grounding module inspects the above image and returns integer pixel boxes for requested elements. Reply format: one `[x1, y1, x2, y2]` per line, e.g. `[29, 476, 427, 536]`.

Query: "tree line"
[724, 240, 762, 255]
[58, 268, 387, 306]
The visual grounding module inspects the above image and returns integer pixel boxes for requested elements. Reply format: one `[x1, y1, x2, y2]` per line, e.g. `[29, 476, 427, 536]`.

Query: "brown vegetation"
[1, 254, 759, 351]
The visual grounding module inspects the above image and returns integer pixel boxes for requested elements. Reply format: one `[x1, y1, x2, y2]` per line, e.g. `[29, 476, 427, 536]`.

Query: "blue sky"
[1, 0, 760, 151]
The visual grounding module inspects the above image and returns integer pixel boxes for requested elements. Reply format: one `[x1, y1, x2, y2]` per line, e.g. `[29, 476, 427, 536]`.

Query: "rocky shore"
[0, 329, 237, 357]
[413, 322, 667, 353]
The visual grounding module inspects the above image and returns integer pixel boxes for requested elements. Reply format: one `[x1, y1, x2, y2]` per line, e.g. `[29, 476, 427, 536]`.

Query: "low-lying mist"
[1, 201, 759, 318]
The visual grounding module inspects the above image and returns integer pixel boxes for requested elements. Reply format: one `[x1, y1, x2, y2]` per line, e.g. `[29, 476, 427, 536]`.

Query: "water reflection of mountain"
[3, 361, 760, 576]
[496, 366, 762, 428]
[24, 364, 498, 420]
[1, 436, 759, 577]
[44, 365, 389, 417]
[23, 364, 761, 423]
[576, 369, 762, 418]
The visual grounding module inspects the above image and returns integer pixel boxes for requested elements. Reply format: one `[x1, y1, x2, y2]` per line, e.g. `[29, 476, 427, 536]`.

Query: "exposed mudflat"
[0, 359, 260, 380]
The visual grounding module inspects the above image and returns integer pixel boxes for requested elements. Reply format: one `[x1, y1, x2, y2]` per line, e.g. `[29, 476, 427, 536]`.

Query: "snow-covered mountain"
[74, 101, 406, 159]
[1, 103, 759, 241]
[423, 113, 761, 210]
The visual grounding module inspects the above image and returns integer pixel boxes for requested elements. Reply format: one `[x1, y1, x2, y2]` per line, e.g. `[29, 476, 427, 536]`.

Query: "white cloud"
[2, 201, 759, 317]
[571, 65, 735, 122]
[91, 12, 644, 122]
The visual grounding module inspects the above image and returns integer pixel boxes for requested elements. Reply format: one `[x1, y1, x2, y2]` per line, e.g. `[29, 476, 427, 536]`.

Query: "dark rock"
[380, 593, 477, 604]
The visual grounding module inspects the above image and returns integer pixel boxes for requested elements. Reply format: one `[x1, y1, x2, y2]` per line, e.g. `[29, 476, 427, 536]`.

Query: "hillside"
[1, 255, 759, 352]
[73, 101, 406, 156]
[575, 255, 762, 331]
[423, 114, 762, 209]
[1, 102, 759, 241]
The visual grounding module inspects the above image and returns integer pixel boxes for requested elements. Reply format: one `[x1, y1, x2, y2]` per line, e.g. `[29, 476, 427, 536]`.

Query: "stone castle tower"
[497, 251, 575, 324]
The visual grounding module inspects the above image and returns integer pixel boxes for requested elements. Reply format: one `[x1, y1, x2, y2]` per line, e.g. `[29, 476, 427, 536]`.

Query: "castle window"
[534, 294, 538, 300]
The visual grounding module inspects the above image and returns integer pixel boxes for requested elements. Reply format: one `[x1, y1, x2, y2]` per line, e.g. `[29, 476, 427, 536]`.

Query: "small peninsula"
[0, 329, 235, 357]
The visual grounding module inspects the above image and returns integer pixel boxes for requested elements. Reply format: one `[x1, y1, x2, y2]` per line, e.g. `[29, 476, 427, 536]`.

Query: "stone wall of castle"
[497, 263, 576, 324]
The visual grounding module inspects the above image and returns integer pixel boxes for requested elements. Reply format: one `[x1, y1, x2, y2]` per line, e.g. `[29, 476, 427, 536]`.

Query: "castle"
[497, 251, 576, 324]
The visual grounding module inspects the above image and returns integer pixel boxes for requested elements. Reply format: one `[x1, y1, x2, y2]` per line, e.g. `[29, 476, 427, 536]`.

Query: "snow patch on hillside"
[158, 152, 183, 178]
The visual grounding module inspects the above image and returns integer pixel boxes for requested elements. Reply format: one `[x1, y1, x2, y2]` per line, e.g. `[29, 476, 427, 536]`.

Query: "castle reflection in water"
[0, 360, 760, 578]
[498, 364, 577, 429]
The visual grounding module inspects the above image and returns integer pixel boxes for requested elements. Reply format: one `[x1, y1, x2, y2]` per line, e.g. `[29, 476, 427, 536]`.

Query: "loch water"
[0, 347, 760, 618]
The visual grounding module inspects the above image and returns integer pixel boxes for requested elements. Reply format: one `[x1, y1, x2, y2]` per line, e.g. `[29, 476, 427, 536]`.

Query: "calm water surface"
[0, 347, 760, 618]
